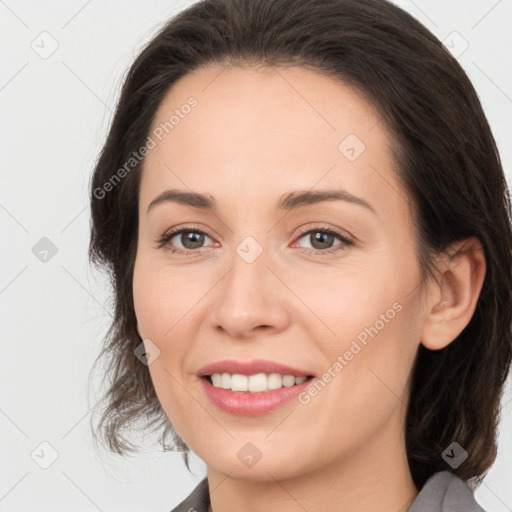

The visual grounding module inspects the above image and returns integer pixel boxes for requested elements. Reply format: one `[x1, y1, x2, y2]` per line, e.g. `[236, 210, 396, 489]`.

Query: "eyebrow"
[146, 188, 375, 214]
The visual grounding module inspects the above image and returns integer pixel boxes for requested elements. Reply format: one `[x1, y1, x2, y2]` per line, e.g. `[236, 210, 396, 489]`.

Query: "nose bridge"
[211, 233, 289, 337]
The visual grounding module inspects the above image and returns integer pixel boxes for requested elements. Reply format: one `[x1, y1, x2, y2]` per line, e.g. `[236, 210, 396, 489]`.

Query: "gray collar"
[407, 471, 485, 512]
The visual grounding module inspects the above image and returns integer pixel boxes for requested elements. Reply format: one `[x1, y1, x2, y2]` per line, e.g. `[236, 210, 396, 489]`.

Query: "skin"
[132, 64, 486, 512]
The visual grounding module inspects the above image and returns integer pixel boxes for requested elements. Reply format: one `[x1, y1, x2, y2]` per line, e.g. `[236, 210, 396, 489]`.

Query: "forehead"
[139, 64, 401, 217]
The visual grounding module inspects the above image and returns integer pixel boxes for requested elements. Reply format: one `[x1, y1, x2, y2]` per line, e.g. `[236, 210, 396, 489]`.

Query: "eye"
[155, 226, 216, 255]
[292, 225, 354, 255]
[155, 223, 354, 257]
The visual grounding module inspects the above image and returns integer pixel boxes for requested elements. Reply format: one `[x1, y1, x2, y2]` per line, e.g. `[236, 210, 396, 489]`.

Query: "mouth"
[202, 373, 315, 393]
[196, 359, 316, 416]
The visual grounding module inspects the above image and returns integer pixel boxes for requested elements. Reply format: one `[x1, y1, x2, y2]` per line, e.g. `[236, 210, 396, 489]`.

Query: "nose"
[210, 243, 290, 339]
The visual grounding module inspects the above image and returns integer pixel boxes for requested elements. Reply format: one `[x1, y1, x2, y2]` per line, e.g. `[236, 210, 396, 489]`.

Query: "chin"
[207, 457, 308, 482]
[193, 438, 320, 483]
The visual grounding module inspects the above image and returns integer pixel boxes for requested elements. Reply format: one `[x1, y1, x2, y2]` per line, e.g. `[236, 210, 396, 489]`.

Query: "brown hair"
[88, 0, 512, 488]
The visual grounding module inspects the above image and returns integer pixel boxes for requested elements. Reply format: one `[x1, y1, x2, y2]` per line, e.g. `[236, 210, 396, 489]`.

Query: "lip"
[199, 375, 314, 416]
[196, 359, 316, 416]
[196, 359, 314, 378]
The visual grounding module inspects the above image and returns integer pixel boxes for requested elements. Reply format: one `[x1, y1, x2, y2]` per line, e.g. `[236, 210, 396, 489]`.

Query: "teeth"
[282, 375, 296, 387]
[231, 374, 248, 392]
[248, 373, 267, 392]
[211, 373, 222, 387]
[268, 373, 282, 390]
[209, 373, 309, 392]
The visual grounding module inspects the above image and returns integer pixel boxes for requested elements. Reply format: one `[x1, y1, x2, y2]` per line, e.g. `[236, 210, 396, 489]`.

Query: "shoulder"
[169, 477, 210, 512]
[408, 471, 486, 512]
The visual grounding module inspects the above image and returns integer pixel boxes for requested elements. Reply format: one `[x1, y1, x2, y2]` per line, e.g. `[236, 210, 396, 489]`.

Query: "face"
[133, 64, 427, 481]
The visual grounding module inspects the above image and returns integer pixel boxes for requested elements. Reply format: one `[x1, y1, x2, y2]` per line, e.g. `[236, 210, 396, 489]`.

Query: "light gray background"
[1, 1, 511, 511]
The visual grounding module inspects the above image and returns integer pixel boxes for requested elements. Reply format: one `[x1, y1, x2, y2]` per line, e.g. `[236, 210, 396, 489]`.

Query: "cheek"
[292, 261, 400, 345]
[133, 262, 164, 337]
[133, 255, 203, 340]
[132, 254, 211, 405]
[306, 251, 422, 387]
[132, 258, 202, 435]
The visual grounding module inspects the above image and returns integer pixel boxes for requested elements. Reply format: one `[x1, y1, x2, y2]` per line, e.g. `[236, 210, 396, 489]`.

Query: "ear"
[421, 236, 486, 350]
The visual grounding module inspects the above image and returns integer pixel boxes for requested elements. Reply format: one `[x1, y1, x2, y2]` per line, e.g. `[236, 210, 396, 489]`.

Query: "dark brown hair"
[88, 0, 512, 488]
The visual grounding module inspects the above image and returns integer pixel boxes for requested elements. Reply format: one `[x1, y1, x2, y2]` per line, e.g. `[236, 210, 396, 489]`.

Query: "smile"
[196, 359, 316, 416]
[207, 372, 308, 392]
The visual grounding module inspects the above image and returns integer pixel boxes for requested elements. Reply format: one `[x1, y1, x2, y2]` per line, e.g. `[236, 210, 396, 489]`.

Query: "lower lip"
[199, 376, 314, 416]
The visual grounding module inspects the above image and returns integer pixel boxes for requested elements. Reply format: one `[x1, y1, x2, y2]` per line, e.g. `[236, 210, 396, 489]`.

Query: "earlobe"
[421, 236, 486, 351]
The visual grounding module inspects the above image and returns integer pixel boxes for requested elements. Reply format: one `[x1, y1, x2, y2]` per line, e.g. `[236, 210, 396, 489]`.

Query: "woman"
[88, 0, 512, 511]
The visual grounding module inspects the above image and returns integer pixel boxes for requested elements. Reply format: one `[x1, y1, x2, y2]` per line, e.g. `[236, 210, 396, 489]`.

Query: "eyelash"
[155, 223, 355, 257]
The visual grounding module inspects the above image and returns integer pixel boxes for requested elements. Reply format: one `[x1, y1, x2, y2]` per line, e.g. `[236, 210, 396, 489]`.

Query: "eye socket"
[156, 226, 216, 255]
[155, 223, 354, 256]
[292, 225, 354, 255]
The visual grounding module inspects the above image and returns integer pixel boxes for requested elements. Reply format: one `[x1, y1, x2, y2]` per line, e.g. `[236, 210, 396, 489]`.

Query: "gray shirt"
[169, 470, 485, 512]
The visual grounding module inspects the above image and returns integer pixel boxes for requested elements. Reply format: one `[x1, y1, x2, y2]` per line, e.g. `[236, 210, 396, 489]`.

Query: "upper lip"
[197, 359, 314, 378]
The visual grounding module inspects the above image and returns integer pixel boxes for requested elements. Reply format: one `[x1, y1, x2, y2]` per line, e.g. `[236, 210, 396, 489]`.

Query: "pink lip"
[196, 359, 313, 378]
[199, 375, 314, 416]
[196, 359, 315, 416]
